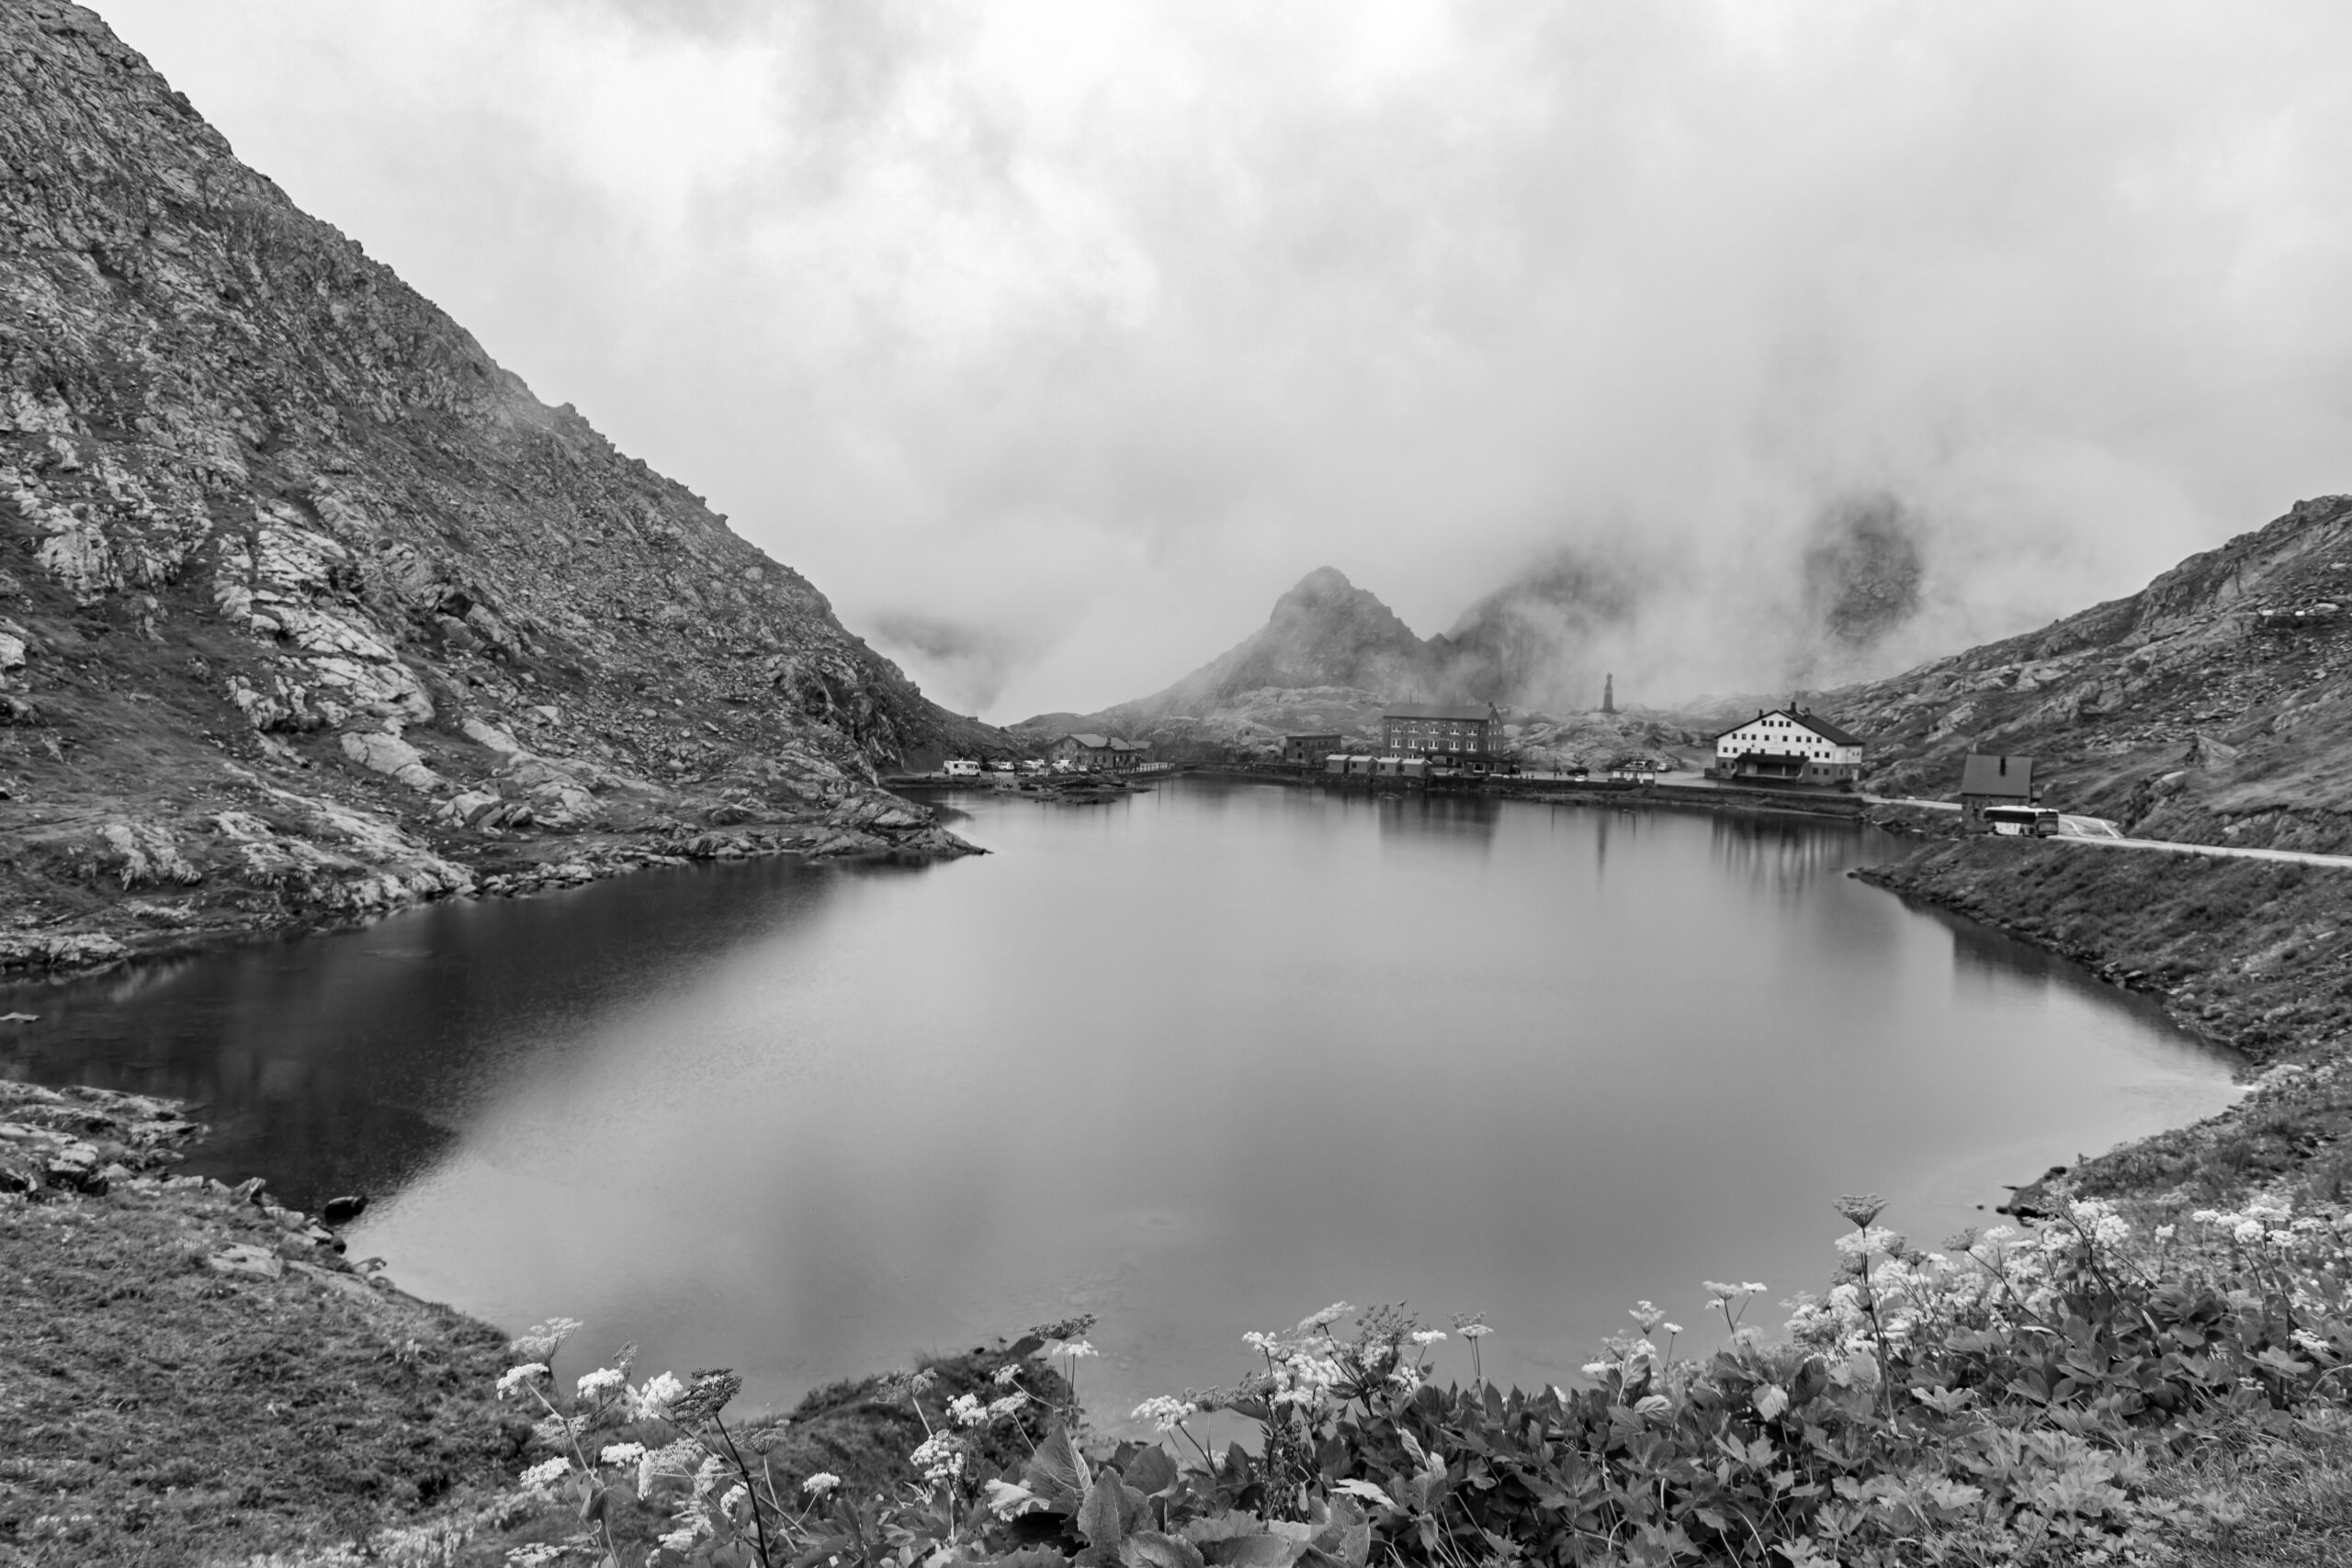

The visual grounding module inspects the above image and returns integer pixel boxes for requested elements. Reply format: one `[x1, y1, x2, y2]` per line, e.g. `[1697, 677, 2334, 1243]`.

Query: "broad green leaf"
[1079, 1475, 1130, 1551]
[1199, 1535, 1307, 1568]
[1025, 1422, 1091, 1508]
[1310, 1495, 1371, 1568]
[1125, 1444, 1179, 1497]
[1180, 1515, 1263, 1546]
[1120, 1531, 1206, 1568]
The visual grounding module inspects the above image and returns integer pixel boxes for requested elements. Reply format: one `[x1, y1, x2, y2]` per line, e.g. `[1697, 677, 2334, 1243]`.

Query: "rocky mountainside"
[1821, 494, 2352, 850]
[0, 3, 997, 974]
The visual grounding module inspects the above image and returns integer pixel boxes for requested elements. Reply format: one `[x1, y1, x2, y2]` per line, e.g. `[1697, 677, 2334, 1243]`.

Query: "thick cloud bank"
[99, 0, 2352, 716]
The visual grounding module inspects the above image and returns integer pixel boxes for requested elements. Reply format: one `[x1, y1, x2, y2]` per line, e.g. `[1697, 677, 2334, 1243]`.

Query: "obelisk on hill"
[1601, 673, 1615, 714]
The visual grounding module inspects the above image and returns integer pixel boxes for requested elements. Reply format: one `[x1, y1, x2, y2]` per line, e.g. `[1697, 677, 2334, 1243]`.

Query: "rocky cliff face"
[1820, 495, 2352, 850]
[0, 3, 994, 973]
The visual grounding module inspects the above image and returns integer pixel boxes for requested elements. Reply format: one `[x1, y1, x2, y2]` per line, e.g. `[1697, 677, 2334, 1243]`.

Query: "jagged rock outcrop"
[0, 3, 995, 971]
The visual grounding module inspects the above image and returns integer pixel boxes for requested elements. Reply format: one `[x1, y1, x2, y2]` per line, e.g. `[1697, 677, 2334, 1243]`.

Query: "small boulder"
[461, 716, 525, 755]
[207, 1243, 284, 1280]
[438, 790, 502, 826]
[322, 1192, 368, 1225]
[339, 728, 440, 791]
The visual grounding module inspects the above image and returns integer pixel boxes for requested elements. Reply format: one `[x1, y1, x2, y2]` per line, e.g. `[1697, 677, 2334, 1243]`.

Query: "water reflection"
[0, 858, 853, 1204]
[2, 779, 2241, 1427]
[1377, 792, 1502, 847]
[1706, 813, 1871, 892]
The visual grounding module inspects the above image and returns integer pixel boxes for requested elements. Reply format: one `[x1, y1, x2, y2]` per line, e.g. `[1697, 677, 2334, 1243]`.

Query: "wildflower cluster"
[484, 1189, 2352, 1567]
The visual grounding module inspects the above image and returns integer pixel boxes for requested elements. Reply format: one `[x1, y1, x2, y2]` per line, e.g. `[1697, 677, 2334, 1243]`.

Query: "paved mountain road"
[1864, 795, 2352, 867]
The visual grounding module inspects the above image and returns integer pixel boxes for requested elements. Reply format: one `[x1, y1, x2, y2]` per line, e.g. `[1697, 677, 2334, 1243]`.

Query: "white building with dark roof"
[1713, 707, 1867, 785]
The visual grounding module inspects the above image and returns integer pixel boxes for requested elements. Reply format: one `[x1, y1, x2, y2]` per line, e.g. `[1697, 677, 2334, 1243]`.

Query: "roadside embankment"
[1859, 837, 2352, 1205]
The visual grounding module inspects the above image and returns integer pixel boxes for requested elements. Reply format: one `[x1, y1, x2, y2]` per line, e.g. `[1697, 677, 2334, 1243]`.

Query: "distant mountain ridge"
[1015, 564, 1671, 763]
[1026, 483, 1946, 758]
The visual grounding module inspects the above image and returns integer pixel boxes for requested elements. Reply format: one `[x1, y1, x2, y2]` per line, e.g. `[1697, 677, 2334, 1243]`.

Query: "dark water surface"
[3, 781, 2237, 1425]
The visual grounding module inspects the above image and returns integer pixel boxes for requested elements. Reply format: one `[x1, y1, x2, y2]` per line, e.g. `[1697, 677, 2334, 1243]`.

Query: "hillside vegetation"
[1824, 496, 2352, 848]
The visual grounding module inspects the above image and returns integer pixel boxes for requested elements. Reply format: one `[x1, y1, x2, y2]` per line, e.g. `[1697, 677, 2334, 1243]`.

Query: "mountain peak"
[1284, 566, 1357, 602]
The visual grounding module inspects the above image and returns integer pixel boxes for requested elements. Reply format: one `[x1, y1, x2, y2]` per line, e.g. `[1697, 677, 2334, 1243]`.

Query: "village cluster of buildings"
[1272, 702, 2053, 833]
[943, 732, 1149, 777]
[957, 700, 2053, 834]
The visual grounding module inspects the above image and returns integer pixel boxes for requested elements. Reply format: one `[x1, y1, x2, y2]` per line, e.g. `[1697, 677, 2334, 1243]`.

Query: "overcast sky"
[98, 1, 2352, 718]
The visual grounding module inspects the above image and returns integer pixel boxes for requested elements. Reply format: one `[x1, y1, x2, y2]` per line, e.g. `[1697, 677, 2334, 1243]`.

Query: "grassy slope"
[0, 1183, 524, 1566]
[0, 1160, 1075, 1567]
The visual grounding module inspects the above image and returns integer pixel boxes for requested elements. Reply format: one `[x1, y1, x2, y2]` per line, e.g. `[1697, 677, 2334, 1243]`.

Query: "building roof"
[1960, 752, 2036, 798]
[1384, 703, 1496, 721]
[1108, 739, 1148, 751]
[1059, 733, 1111, 749]
[1714, 707, 1868, 748]
[1283, 730, 1343, 739]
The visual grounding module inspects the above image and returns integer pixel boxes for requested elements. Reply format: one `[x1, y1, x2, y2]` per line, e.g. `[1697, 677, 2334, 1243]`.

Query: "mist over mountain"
[1029, 508, 1944, 753]
[1126, 567, 1442, 716]
[1434, 548, 1647, 714]
[89, 3, 2352, 724]
[1801, 494, 1928, 658]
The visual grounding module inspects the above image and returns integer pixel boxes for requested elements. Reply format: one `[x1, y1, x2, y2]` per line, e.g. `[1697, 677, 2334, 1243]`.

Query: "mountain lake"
[0, 778, 2241, 1429]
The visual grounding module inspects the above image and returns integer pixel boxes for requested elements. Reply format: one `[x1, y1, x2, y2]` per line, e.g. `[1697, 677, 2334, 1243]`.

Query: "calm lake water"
[3, 780, 2238, 1427]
